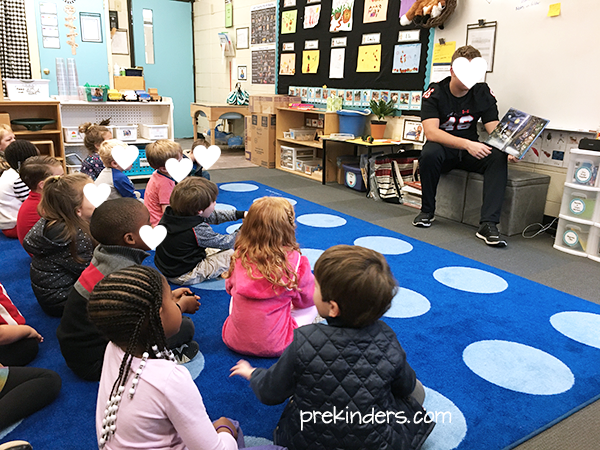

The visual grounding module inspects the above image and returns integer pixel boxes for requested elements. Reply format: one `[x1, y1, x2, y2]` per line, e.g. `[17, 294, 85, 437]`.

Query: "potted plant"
[369, 99, 396, 139]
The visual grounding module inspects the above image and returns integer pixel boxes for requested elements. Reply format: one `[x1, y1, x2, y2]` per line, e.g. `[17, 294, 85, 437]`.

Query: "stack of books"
[401, 181, 422, 209]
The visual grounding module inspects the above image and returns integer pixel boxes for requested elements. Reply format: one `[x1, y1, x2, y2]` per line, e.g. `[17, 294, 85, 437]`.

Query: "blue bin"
[337, 109, 370, 137]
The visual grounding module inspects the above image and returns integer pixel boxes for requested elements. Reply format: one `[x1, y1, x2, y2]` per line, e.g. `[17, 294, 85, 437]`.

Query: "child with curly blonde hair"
[222, 197, 317, 357]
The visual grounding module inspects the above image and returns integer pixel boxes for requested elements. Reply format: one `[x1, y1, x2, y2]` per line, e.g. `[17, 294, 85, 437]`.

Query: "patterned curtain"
[0, 0, 32, 96]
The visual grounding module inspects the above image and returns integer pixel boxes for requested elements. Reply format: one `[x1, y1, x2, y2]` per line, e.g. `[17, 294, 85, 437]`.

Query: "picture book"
[485, 108, 550, 159]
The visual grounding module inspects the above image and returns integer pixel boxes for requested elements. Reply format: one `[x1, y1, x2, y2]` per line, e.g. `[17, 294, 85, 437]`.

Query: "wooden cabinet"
[275, 107, 339, 183]
[0, 100, 64, 169]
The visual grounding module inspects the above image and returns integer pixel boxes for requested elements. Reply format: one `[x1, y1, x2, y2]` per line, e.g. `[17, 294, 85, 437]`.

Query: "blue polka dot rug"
[1, 181, 599, 450]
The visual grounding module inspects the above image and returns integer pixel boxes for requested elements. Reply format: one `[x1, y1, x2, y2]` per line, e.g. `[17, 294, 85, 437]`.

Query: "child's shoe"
[0, 441, 33, 450]
[172, 340, 200, 364]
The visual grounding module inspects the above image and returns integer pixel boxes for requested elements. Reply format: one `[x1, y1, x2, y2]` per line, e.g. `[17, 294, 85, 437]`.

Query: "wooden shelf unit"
[0, 100, 65, 169]
[275, 107, 339, 183]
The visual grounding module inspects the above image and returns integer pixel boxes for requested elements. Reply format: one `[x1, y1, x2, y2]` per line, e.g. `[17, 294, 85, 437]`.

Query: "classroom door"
[131, 0, 194, 138]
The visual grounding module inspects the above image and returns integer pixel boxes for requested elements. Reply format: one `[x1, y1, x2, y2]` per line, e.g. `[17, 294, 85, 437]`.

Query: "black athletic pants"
[419, 141, 508, 224]
[0, 338, 39, 367]
[0, 367, 62, 429]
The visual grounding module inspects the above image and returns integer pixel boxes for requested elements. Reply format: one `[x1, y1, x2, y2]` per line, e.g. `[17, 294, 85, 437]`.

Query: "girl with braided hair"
[89, 265, 239, 450]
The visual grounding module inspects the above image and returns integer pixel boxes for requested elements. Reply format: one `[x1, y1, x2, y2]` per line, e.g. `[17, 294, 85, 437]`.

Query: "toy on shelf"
[107, 89, 123, 101]
[148, 88, 162, 102]
[135, 90, 152, 102]
[121, 90, 138, 101]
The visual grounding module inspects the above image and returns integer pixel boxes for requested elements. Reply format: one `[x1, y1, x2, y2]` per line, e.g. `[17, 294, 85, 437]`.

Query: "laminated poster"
[329, 48, 345, 79]
[304, 5, 321, 29]
[330, 0, 354, 32]
[363, 0, 388, 23]
[392, 43, 421, 74]
[279, 53, 296, 75]
[356, 44, 381, 72]
[281, 10, 298, 34]
[302, 50, 320, 73]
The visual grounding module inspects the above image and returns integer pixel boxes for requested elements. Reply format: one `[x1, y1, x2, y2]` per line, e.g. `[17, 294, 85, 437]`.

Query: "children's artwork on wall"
[304, 5, 321, 28]
[410, 91, 422, 109]
[279, 53, 296, 75]
[330, 0, 354, 32]
[282, 10, 298, 34]
[329, 48, 345, 79]
[251, 4, 276, 45]
[363, 0, 388, 23]
[398, 91, 410, 110]
[392, 43, 421, 74]
[252, 48, 276, 84]
[356, 44, 381, 72]
[302, 50, 320, 73]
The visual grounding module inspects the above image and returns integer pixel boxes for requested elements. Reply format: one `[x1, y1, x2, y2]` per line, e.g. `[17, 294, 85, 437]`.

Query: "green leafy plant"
[369, 99, 396, 121]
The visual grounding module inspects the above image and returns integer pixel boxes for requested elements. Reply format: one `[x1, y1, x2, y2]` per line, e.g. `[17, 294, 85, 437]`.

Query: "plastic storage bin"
[63, 126, 84, 143]
[566, 149, 600, 187]
[281, 145, 316, 167]
[84, 84, 109, 102]
[342, 164, 366, 192]
[302, 159, 322, 175]
[336, 109, 370, 137]
[553, 216, 593, 257]
[559, 183, 598, 221]
[123, 147, 153, 177]
[139, 124, 169, 140]
[289, 128, 316, 141]
[588, 225, 600, 262]
[114, 125, 138, 141]
[295, 156, 315, 172]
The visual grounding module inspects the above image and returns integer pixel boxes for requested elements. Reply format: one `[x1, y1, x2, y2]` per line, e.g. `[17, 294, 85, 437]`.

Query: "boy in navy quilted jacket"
[231, 245, 434, 450]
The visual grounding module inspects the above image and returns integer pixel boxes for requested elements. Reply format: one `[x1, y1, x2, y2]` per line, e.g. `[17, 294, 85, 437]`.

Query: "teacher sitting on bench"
[413, 45, 517, 248]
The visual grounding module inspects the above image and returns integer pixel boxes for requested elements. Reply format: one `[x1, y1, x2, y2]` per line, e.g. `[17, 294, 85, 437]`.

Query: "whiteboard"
[432, 0, 600, 132]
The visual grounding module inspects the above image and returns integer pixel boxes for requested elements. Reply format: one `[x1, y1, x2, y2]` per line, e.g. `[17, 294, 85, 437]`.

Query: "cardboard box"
[114, 76, 145, 91]
[249, 95, 301, 114]
[246, 113, 276, 168]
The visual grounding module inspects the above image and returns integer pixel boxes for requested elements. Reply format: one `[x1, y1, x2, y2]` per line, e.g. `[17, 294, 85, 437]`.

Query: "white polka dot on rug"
[182, 351, 205, 380]
[191, 278, 226, 291]
[421, 387, 467, 450]
[0, 420, 22, 440]
[297, 213, 347, 228]
[244, 436, 275, 447]
[550, 311, 600, 349]
[301, 248, 324, 270]
[253, 196, 297, 206]
[354, 236, 413, 255]
[219, 183, 259, 192]
[384, 288, 431, 318]
[226, 223, 242, 234]
[216, 203, 236, 210]
[433, 267, 508, 293]
[463, 340, 574, 395]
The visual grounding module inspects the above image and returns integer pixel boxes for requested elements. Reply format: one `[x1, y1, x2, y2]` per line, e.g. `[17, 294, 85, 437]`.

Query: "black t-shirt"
[421, 77, 499, 142]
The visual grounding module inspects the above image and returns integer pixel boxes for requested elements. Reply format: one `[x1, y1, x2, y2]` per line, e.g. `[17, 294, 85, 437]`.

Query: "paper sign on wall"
[304, 5, 321, 28]
[363, 0, 388, 23]
[280, 53, 296, 75]
[329, 48, 345, 79]
[330, 0, 354, 32]
[356, 44, 381, 72]
[302, 50, 320, 73]
[281, 10, 298, 34]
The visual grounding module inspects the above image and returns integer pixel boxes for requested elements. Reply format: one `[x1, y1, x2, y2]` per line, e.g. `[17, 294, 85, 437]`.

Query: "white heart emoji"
[452, 57, 487, 89]
[193, 145, 221, 170]
[139, 225, 167, 250]
[83, 183, 111, 208]
[165, 158, 193, 183]
[111, 145, 139, 170]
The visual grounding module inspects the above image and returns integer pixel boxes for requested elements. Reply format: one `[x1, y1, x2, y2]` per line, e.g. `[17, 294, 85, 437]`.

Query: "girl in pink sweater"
[222, 197, 317, 357]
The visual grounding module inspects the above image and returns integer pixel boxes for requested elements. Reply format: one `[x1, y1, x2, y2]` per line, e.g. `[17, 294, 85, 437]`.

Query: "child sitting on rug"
[0, 282, 62, 430]
[222, 197, 316, 357]
[23, 173, 96, 317]
[16, 155, 64, 245]
[0, 141, 39, 239]
[231, 245, 434, 450]
[144, 139, 182, 226]
[57, 198, 200, 381]
[154, 177, 245, 285]
[79, 122, 112, 180]
[95, 139, 141, 200]
[89, 265, 240, 450]
[185, 134, 211, 180]
[0, 124, 15, 175]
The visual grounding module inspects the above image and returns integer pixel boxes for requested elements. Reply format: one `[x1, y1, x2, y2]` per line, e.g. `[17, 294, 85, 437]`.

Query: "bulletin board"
[276, 0, 433, 97]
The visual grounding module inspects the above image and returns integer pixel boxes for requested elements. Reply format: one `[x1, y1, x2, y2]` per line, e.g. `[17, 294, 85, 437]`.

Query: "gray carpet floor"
[145, 147, 600, 450]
